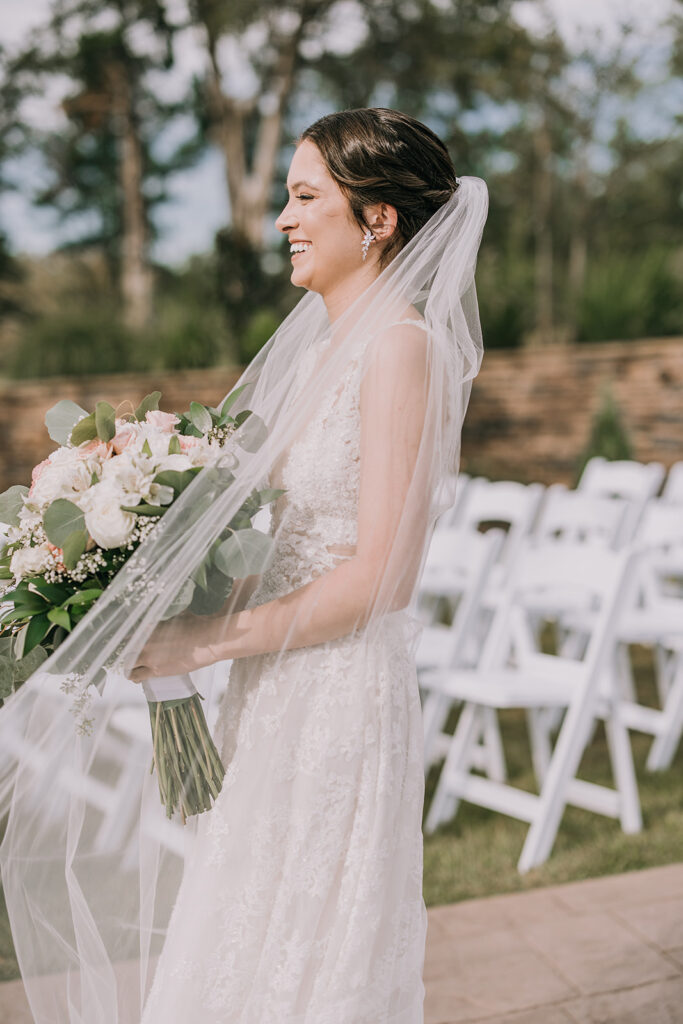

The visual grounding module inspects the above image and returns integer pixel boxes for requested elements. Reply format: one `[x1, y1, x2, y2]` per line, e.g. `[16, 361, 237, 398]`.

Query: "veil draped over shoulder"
[0, 174, 488, 1022]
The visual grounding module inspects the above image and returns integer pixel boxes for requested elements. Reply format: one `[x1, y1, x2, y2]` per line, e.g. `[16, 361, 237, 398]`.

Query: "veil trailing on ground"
[0, 174, 488, 1022]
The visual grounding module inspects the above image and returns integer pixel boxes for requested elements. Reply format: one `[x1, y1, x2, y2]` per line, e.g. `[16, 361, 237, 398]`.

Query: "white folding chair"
[416, 527, 505, 776]
[532, 483, 630, 549]
[421, 540, 641, 873]
[577, 457, 665, 544]
[661, 461, 683, 505]
[452, 478, 546, 604]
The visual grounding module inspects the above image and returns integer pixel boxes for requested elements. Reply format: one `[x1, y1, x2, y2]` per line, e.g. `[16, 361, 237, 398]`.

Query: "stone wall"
[1, 337, 682, 490]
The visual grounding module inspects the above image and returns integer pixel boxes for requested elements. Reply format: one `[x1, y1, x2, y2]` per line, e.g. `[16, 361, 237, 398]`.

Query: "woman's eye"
[297, 194, 313, 201]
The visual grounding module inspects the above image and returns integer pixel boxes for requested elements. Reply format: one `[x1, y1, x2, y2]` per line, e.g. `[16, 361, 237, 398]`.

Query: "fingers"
[129, 666, 149, 684]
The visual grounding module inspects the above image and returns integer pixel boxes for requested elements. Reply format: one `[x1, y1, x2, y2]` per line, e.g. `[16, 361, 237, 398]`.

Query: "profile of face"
[275, 139, 397, 304]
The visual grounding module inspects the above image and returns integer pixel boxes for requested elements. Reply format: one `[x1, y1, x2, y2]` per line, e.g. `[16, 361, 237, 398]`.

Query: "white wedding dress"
[140, 335, 428, 1023]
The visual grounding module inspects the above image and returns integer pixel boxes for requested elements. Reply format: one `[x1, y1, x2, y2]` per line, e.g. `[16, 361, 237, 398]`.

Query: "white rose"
[10, 542, 51, 580]
[100, 455, 153, 504]
[31, 459, 93, 508]
[83, 488, 136, 549]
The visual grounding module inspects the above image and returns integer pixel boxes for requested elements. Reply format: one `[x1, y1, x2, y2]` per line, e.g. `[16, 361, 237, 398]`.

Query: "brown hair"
[299, 107, 459, 270]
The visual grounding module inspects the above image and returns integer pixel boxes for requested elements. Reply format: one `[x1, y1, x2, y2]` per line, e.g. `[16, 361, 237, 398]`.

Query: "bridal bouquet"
[0, 389, 281, 822]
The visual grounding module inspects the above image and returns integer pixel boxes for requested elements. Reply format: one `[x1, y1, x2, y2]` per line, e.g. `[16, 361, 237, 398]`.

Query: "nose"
[275, 197, 297, 234]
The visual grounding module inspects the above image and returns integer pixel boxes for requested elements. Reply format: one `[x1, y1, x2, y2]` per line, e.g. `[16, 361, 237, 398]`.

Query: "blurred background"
[0, 0, 681, 490]
[1, 0, 683, 993]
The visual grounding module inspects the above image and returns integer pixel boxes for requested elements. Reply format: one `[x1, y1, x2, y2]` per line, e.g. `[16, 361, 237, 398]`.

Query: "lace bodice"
[251, 337, 363, 603]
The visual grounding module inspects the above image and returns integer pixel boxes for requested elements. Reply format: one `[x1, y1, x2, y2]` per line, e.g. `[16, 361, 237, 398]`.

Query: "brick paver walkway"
[1, 863, 681, 1023]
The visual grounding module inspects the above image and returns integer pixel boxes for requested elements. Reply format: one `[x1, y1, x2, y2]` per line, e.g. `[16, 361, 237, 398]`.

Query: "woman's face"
[275, 139, 369, 298]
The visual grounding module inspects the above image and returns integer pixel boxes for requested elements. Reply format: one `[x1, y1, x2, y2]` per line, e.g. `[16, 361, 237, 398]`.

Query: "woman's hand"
[129, 615, 219, 683]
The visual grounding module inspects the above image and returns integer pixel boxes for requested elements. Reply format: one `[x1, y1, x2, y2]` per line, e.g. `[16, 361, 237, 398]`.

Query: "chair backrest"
[661, 461, 683, 505]
[532, 483, 629, 549]
[453, 477, 546, 575]
[578, 457, 665, 502]
[633, 497, 683, 552]
[419, 526, 505, 667]
[488, 540, 635, 683]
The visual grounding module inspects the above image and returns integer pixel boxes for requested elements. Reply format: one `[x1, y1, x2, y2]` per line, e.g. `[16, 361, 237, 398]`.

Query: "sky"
[0, 0, 678, 266]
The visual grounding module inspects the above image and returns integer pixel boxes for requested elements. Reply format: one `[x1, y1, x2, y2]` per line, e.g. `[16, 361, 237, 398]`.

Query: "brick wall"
[460, 336, 683, 485]
[1, 337, 682, 491]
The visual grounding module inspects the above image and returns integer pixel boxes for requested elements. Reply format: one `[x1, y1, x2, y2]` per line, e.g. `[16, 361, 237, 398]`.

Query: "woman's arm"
[131, 323, 433, 679]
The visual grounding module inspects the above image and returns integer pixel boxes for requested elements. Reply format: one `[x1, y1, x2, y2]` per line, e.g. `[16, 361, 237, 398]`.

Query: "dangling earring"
[361, 229, 375, 262]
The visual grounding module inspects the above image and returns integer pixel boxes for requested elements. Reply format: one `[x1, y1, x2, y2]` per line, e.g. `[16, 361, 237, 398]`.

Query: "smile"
[290, 242, 312, 258]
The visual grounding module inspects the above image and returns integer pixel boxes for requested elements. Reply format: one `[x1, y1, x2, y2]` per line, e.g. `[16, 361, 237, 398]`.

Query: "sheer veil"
[0, 172, 488, 1022]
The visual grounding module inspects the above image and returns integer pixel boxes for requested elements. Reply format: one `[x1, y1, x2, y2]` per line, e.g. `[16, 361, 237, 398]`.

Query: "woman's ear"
[364, 202, 398, 241]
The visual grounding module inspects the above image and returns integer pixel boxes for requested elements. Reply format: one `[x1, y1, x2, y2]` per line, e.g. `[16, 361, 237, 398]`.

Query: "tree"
[11, 0, 200, 328]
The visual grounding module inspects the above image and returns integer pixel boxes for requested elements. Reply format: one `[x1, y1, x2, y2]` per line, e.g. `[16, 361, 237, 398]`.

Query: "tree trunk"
[566, 148, 589, 342]
[202, 17, 303, 249]
[531, 107, 554, 345]
[107, 61, 153, 330]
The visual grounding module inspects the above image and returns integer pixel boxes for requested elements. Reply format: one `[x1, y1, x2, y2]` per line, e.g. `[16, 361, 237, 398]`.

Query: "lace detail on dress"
[140, 330, 427, 1024]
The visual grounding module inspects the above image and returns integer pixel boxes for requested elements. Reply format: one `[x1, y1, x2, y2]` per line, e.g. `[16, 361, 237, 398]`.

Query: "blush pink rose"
[111, 421, 137, 454]
[178, 435, 201, 452]
[28, 458, 51, 498]
[146, 410, 179, 432]
[76, 439, 111, 460]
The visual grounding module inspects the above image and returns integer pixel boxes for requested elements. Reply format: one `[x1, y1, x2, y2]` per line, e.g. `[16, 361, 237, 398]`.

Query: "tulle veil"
[0, 173, 488, 1022]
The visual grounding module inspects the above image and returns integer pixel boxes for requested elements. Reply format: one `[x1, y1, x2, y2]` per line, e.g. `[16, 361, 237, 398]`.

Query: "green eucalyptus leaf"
[0, 657, 14, 699]
[30, 579, 71, 604]
[43, 499, 86, 547]
[94, 402, 116, 442]
[153, 467, 202, 495]
[61, 530, 88, 570]
[120, 503, 166, 516]
[45, 400, 89, 445]
[167, 434, 181, 455]
[0, 485, 28, 527]
[135, 392, 162, 421]
[70, 412, 98, 446]
[220, 384, 249, 417]
[160, 578, 195, 620]
[14, 644, 48, 683]
[233, 412, 268, 452]
[214, 528, 274, 578]
[189, 402, 212, 434]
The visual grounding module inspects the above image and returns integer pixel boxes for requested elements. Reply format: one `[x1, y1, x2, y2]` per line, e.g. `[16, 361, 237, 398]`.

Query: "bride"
[0, 108, 488, 1023]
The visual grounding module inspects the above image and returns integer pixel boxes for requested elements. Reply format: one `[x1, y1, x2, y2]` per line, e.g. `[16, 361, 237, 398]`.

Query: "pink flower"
[76, 439, 111, 460]
[178, 435, 201, 452]
[146, 410, 179, 432]
[111, 421, 137, 454]
[28, 458, 51, 498]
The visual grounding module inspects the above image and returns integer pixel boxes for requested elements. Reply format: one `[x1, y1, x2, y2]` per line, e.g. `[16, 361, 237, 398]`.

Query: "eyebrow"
[286, 180, 321, 191]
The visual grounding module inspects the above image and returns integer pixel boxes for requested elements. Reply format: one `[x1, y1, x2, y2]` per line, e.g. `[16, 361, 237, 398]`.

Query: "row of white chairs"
[417, 457, 683, 873]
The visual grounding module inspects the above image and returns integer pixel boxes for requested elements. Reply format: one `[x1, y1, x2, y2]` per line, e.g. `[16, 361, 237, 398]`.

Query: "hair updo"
[299, 107, 459, 271]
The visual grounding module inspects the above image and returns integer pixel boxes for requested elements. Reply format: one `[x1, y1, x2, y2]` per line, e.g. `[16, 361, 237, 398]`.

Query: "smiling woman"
[0, 107, 488, 1024]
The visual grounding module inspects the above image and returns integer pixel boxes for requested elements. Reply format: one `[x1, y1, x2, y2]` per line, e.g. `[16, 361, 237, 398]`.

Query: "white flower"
[82, 486, 136, 549]
[10, 542, 51, 580]
[30, 455, 94, 509]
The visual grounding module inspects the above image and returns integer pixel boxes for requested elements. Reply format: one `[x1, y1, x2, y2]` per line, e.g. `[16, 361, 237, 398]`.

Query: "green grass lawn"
[1, 646, 681, 983]
[423, 644, 683, 905]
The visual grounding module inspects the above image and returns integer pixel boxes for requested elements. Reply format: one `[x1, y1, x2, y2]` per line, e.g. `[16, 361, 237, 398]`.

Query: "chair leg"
[424, 702, 481, 834]
[518, 697, 596, 873]
[423, 691, 454, 772]
[481, 706, 507, 782]
[526, 707, 553, 785]
[604, 705, 642, 833]
[647, 654, 683, 771]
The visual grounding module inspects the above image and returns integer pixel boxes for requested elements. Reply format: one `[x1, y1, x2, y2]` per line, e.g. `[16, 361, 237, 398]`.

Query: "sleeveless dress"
[140, 335, 428, 1024]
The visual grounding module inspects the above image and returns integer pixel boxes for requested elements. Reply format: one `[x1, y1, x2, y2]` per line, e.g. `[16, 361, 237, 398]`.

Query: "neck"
[321, 262, 380, 323]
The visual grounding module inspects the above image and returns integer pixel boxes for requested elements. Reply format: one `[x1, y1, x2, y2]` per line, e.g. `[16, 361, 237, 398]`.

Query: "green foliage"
[575, 384, 634, 483]
[577, 248, 683, 342]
